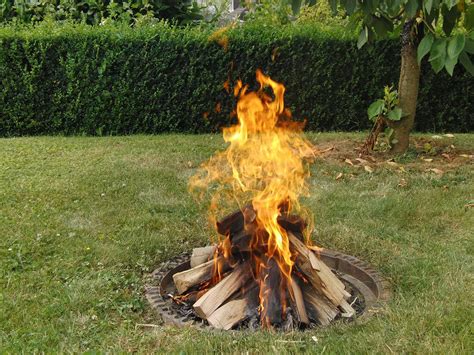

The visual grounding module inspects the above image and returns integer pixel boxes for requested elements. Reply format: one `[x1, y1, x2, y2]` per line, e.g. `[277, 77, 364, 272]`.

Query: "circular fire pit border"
[145, 250, 391, 329]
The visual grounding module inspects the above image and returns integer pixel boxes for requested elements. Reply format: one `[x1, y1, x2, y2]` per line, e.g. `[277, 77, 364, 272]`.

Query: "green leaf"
[384, 127, 394, 140]
[425, 4, 440, 25]
[464, 39, 474, 54]
[405, 0, 419, 18]
[465, 4, 474, 30]
[358, 0, 379, 15]
[447, 34, 465, 59]
[444, 54, 458, 76]
[387, 0, 402, 17]
[443, 0, 458, 10]
[342, 0, 357, 15]
[357, 26, 368, 49]
[417, 33, 434, 64]
[372, 16, 393, 37]
[442, 4, 459, 36]
[430, 55, 447, 73]
[367, 99, 384, 120]
[387, 107, 402, 121]
[459, 51, 474, 75]
[424, 0, 433, 14]
[429, 38, 447, 60]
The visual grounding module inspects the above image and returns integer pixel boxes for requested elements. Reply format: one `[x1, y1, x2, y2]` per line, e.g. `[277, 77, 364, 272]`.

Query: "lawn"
[1, 133, 473, 353]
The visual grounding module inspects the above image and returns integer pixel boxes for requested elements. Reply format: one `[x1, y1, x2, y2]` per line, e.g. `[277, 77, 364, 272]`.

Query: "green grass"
[1, 133, 473, 353]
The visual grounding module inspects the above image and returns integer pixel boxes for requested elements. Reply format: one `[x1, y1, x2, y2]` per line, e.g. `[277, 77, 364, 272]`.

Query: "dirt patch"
[313, 135, 473, 173]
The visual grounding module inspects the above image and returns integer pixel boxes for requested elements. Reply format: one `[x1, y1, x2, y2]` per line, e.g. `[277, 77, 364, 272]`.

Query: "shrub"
[0, 22, 471, 136]
[0, 0, 202, 26]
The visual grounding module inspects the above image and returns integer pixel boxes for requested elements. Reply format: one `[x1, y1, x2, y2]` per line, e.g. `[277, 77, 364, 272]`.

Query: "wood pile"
[171, 206, 355, 329]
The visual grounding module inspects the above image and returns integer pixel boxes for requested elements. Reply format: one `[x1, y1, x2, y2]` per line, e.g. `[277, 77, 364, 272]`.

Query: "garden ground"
[0, 132, 473, 353]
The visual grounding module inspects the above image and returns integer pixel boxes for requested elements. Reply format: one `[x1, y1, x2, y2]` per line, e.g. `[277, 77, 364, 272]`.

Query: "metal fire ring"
[145, 250, 391, 329]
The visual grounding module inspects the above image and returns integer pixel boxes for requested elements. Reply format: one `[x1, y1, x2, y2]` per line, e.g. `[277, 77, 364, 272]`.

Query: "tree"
[292, 0, 474, 153]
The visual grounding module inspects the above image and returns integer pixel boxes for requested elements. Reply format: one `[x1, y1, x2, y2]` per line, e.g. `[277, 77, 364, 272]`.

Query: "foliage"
[292, 0, 474, 77]
[296, 0, 348, 27]
[244, 0, 294, 26]
[199, 0, 231, 23]
[0, 22, 471, 137]
[0, 0, 203, 25]
[367, 85, 402, 122]
[364, 85, 403, 151]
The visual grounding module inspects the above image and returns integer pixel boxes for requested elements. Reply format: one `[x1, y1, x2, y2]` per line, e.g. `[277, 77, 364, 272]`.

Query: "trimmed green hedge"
[0, 22, 472, 136]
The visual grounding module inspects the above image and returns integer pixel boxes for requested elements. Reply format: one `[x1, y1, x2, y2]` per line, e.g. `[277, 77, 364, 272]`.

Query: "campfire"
[170, 70, 355, 330]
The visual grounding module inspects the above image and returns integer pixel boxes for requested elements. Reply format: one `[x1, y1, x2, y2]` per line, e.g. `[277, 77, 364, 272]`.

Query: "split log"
[243, 206, 257, 225]
[193, 262, 252, 319]
[277, 215, 307, 235]
[230, 230, 252, 253]
[216, 209, 244, 236]
[289, 232, 351, 307]
[339, 299, 356, 318]
[302, 284, 338, 326]
[173, 256, 229, 294]
[290, 276, 309, 325]
[216, 205, 256, 236]
[207, 284, 259, 330]
[190, 246, 217, 268]
[259, 257, 283, 325]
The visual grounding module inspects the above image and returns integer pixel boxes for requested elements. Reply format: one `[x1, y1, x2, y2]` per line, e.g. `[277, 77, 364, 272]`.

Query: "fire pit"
[146, 248, 390, 330]
[146, 70, 390, 330]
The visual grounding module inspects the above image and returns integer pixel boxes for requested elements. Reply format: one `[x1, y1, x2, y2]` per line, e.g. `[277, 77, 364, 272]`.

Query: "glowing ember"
[190, 70, 316, 326]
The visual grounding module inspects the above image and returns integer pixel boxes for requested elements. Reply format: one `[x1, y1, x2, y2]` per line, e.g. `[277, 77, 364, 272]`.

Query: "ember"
[175, 70, 355, 329]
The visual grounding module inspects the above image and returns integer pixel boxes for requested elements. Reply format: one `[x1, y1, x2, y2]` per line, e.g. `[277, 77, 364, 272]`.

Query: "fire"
[190, 70, 315, 325]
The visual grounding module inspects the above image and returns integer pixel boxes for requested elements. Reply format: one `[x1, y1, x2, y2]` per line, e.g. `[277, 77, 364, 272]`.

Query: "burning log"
[173, 256, 229, 294]
[216, 209, 243, 236]
[259, 257, 283, 325]
[207, 285, 259, 330]
[216, 205, 256, 236]
[193, 262, 252, 319]
[290, 276, 309, 325]
[230, 230, 252, 253]
[277, 215, 307, 235]
[190, 246, 217, 268]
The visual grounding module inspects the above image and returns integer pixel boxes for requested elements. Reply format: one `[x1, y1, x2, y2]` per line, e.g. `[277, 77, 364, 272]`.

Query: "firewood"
[277, 215, 307, 234]
[207, 284, 259, 330]
[173, 256, 229, 294]
[290, 276, 309, 325]
[243, 206, 256, 225]
[216, 210, 243, 236]
[289, 233, 351, 306]
[216, 205, 255, 236]
[230, 230, 252, 253]
[259, 257, 283, 325]
[302, 284, 338, 326]
[193, 262, 252, 319]
[190, 246, 217, 268]
[339, 299, 356, 318]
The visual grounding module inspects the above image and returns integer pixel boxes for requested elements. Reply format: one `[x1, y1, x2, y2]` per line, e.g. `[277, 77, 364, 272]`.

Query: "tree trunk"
[388, 19, 421, 154]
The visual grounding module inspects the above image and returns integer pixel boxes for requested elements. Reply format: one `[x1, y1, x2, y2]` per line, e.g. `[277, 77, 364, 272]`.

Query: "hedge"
[0, 22, 472, 136]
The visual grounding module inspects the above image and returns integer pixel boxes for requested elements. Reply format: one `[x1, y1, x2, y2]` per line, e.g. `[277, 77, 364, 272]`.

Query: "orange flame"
[190, 70, 315, 325]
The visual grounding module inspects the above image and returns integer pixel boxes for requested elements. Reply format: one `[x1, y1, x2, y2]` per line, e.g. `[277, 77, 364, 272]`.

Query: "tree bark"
[388, 19, 421, 154]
